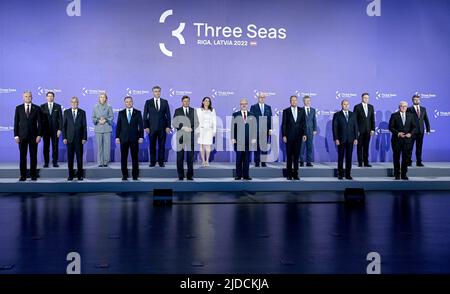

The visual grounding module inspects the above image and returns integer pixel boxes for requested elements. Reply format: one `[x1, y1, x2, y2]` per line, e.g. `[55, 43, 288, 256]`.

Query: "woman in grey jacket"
[92, 93, 114, 167]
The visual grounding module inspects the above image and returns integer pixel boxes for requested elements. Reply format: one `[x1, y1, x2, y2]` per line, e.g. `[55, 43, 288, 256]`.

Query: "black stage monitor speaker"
[153, 189, 173, 205]
[344, 188, 365, 205]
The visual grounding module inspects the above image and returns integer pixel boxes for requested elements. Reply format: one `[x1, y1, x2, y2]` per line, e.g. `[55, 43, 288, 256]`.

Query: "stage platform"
[0, 162, 449, 193]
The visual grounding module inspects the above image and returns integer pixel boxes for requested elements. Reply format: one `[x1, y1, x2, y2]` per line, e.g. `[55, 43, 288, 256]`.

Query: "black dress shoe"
[159, 163, 165, 167]
[67, 177, 73, 181]
[178, 177, 184, 180]
[103, 164, 108, 167]
[132, 177, 138, 181]
[299, 162, 304, 167]
[187, 177, 193, 181]
[122, 177, 128, 181]
[31, 177, 37, 181]
[19, 177, 26, 181]
[293, 176, 300, 180]
[407, 163, 412, 167]
[306, 163, 313, 167]
[338, 175, 343, 180]
[98, 165, 103, 167]
[255, 163, 260, 167]
[395, 176, 401, 180]
[234, 177, 242, 180]
[358, 163, 363, 167]
[345, 176, 353, 180]
[287, 177, 292, 180]
[43, 164, 49, 168]
[364, 164, 372, 167]
[261, 162, 267, 167]
[149, 163, 156, 167]
[243, 177, 252, 180]
[77, 177, 84, 181]
[401, 176, 409, 180]
[417, 162, 424, 167]
[53, 163, 59, 168]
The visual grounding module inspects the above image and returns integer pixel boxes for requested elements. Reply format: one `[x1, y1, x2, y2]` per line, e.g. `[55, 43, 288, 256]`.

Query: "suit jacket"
[115, 108, 144, 143]
[14, 103, 42, 140]
[408, 105, 430, 134]
[231, 111, 257, 150]
[332, 110, 359, 143]
[281, 106, 306, 141]
[173, 107, 199, 145]
[250, 103, 272, 133]
[389, 111, 417, 144]
[353, 103, 375, 134]
[62, 108, 87, 144]
[143, 98, 171, 132]
[40, 102, 63, 136]
[302, 107, 317, 135]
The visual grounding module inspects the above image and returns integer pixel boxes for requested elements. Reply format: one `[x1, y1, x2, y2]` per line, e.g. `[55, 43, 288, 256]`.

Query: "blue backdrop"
[1, 0, 449, 163]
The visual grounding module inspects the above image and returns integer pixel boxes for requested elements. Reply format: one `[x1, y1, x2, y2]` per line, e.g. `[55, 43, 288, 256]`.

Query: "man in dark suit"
[300, 95, 317, 167]
[14, 90, 42, 181]
[353, 92, 375, 167]
[173, 96, 199, 180]
[250, 92, 272, 167]
[143, 86, 171, 167]
[231, 98, 257, 180]
[332, 99, 358, 180]
[389, 101, 417, 180]
[40, 91, 63, 168]
[408, 94, 430, 167]
[115, 96, 144, 181]
[62, 97, 87, 181]
[282, 95, 307, 180]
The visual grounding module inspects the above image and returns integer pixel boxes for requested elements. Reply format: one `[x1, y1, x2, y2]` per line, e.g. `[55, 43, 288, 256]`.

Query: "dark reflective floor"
[0, 191, 449, 274]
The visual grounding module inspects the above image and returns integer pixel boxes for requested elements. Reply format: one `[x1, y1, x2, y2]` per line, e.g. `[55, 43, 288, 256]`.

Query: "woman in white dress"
[196, 97, 217, 166]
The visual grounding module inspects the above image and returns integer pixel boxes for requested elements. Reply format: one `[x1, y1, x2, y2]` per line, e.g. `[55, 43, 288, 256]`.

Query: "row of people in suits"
[14, 89, 430, 181]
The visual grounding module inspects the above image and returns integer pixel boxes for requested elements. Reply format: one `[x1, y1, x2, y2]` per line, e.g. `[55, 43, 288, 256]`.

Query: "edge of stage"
[1, 162, 449, 193]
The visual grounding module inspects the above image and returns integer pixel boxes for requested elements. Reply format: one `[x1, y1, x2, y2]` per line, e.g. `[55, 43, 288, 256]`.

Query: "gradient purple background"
[0, 0, 449, 163]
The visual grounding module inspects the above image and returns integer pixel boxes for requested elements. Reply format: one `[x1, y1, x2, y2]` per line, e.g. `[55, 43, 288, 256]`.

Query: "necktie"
[127, 109, 131, 123]
[345, 111, 349, 122]
[156, 99, 159, 112]
[26, 104, 30, 117]
[260, 104, 264, 115]
[306, 107, 310, 117]
[401, 113, 405, 125]
[184, 108, 188, 116]
[416, 106, 420, 117]
[364, 104, 368, 117]
[73, 110, 76, 122]
[293, 108, 297, 122]
[243, 111, 247, 121]
[49, 103, 53, 114]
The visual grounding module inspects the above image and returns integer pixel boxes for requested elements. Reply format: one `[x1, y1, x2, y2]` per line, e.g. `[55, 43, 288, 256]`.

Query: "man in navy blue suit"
[231, 99, 257, 180]
[332, 99, 358, 180]
[407, 94, 430, 167]
[250, 92, 272, 167]
[300, 95, 317, 167]
[143, 86, 171, 167]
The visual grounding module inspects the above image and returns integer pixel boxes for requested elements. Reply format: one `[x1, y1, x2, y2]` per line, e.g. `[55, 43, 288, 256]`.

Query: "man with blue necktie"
[250, 92, 272, 167]
[300, 95, 317, 167]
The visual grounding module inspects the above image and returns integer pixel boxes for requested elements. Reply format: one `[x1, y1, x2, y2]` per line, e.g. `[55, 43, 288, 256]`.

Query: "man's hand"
[138, 138, 144, 144]
[335, 140, 340, 146]
[63, 139, 68, 145]
[302, 135, 307, 142]
[36, 136, 41, 144]
[14, 136, 20, 144]
[426, 131, 430, 135]
[313, 131, 317, 136]
[283, 136, 287, 143]
[370, 130, 375, 136]
[57, 130, 61, 138]
[268, 129, 272, 135]
[251, 139, 257, 144]
[405, 133, 412, 138]
[82, 140, 86, 144]
[115, 138, 120, 144]
[231, 139, 236, 144]
[398, 132, 405, 138]
[353, 139, 358, 145]
[182, 127, 192, 132]
[145, 128, 150, 134]
[165, 127, 171, 134]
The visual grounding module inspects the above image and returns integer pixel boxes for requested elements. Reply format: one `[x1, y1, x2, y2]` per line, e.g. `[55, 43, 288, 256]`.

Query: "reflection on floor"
[0, 191, 449, 274]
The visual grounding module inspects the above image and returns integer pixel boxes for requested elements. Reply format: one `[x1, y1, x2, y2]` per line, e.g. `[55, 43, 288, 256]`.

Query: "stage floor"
[0, 162, 449, 192]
